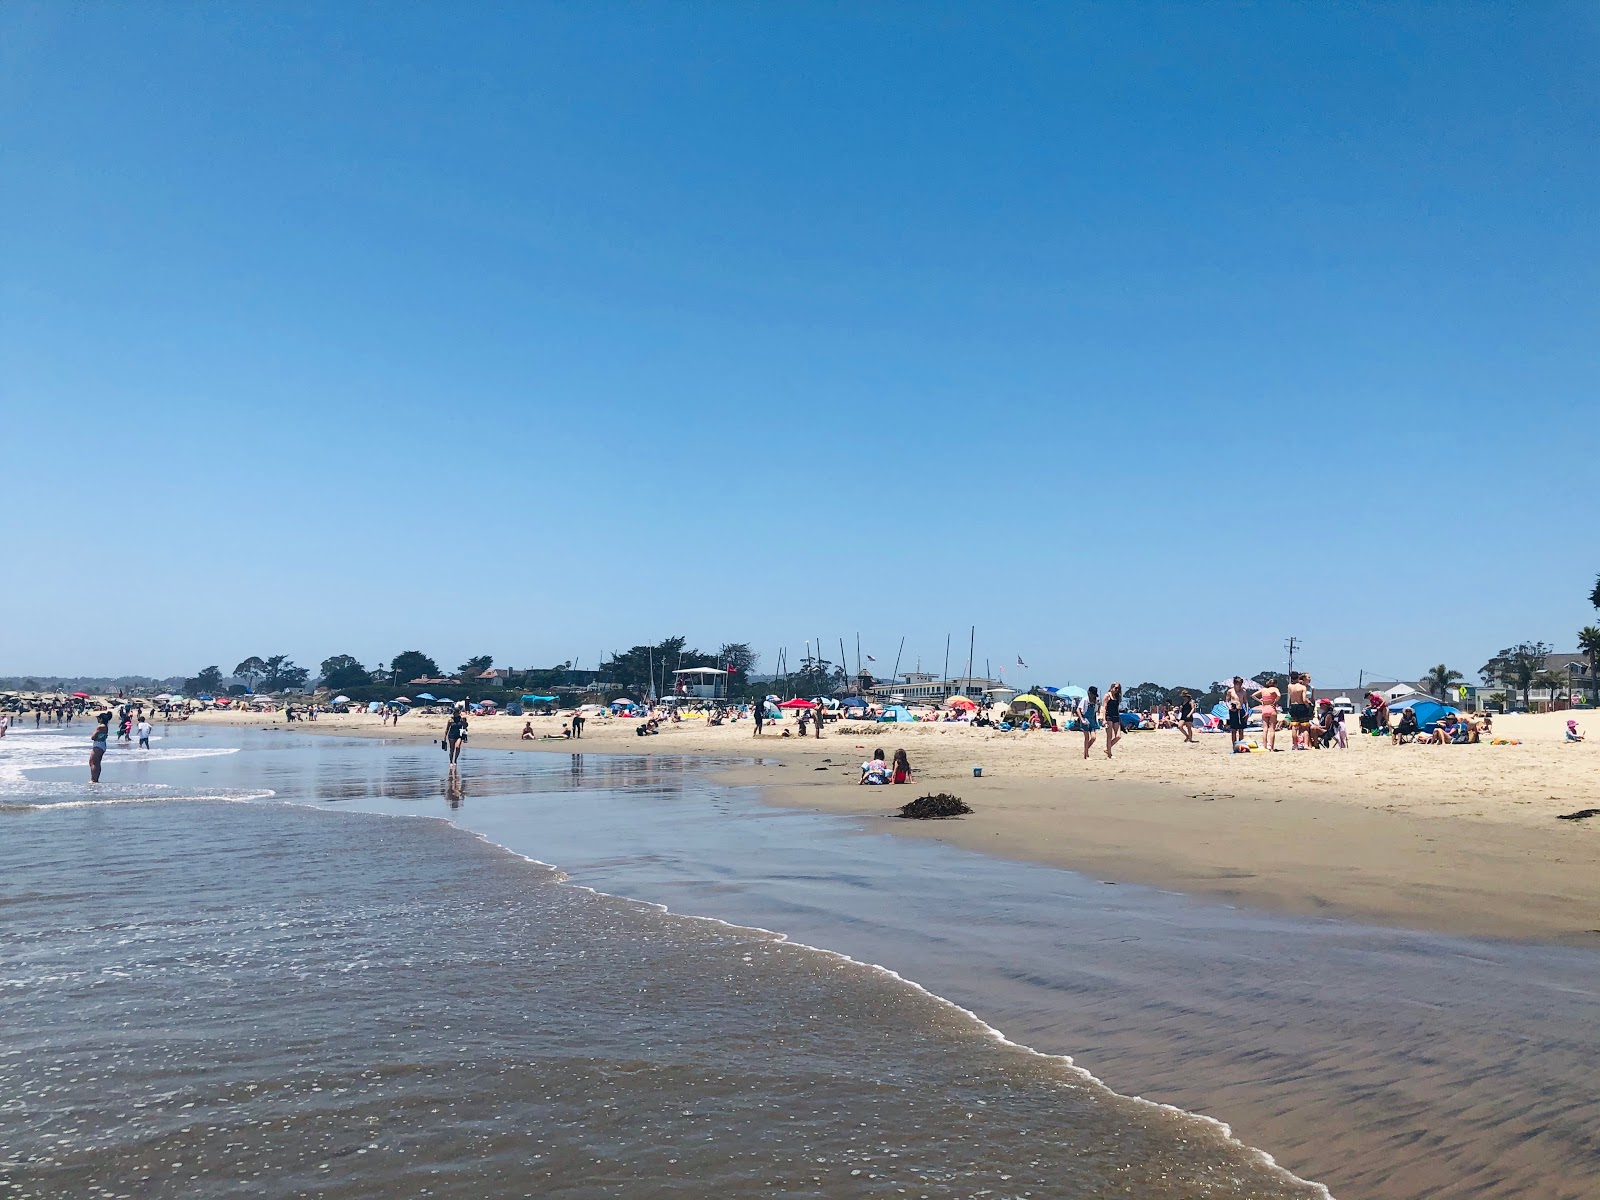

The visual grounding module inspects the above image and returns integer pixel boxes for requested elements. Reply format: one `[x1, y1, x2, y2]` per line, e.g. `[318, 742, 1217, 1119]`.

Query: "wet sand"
[200, 708, 1600, 944]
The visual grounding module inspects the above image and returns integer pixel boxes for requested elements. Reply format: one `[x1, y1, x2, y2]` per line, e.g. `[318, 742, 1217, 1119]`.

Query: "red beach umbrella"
[777, 698, 816, 709]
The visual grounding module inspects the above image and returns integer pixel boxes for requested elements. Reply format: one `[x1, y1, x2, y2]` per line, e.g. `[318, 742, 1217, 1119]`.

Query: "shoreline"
[188, 708, 1600, 944]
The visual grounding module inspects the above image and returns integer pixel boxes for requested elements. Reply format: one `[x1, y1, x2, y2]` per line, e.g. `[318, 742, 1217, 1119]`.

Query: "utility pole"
[1285, 636, 1300, 677]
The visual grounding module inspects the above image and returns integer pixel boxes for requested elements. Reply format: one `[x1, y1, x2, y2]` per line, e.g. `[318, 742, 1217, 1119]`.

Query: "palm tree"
[1420, 663, 1464, 701]
[1577, 626, 1600, 704]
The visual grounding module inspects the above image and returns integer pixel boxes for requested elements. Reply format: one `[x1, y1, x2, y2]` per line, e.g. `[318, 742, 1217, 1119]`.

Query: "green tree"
[1578, 626, 1600, 704]
[233, 656, 266, 688]
[1251, 670, 1280, 688]
[390, 651, 440, 684]
[319, 655, 369, 691]
[1480, 642, 1550, 708]
[259, 655, 310, 692]
[1420, 664, 1464, 700]
[1533, 669, 1569, 708]
[1591, 573, 1600, 611]
[186, 665, 224, 695]
[458, 654, 494, 679]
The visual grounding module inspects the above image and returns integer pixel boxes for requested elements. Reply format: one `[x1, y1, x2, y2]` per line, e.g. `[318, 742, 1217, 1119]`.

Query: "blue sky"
[3, 3, 1596, 687]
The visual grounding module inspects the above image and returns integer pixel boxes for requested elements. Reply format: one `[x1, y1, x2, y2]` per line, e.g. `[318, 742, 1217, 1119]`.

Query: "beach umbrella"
[393, 696, 412, 703]
[416, 693, 437, 701]
[1038, 686, 1060, 694]
[72, 691, 90, 698]
[332, 696, 351, 704]
[777, 698, 816, 709]
[947, 696, 978, 710]
[1059, 686, 1087, 700]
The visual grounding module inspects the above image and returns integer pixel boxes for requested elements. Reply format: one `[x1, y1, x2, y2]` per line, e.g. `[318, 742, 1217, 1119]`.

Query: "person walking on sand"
[89, 713, 109, 783]
[1177, 689, 1196, 744]
[1103, 682, 1124, 758]
[753, 700, 764, 737]
[1078, 686, 1101, 759]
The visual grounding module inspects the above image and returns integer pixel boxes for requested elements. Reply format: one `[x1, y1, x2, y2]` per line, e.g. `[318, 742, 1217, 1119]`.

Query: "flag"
[1017, 655, 1028, 668]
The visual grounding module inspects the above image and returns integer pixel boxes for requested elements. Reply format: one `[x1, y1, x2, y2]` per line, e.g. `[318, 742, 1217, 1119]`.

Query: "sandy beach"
[194, 706, 1600, 944]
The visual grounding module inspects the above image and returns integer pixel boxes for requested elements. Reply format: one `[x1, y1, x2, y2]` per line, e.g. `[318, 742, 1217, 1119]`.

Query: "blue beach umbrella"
[1059, 686, 1087, 700]
[416, 693, 437, 701]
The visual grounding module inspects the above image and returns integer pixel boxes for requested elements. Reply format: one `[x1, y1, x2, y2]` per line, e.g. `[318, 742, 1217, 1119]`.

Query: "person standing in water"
[135, 716, 152, 749]
[89, 712, 110, 783]
[446, 705, 468, 769]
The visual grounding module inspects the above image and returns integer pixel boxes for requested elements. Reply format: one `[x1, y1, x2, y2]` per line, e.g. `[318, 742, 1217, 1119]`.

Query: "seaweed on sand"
[896, 793, 972, 820]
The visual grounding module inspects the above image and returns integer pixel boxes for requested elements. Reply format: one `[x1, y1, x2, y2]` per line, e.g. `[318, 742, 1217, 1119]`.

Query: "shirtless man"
[1286, 672, 1314, 750]
[1225, 676, 1250, 751]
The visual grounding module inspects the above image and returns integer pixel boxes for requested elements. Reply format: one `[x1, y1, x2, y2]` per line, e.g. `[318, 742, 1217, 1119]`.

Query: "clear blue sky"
[3, 3, 1596, 687]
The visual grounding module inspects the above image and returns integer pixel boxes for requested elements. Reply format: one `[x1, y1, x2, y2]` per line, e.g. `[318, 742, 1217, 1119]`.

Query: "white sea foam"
[0, 727, 255, 807]
[275, 794, 1336, 1199]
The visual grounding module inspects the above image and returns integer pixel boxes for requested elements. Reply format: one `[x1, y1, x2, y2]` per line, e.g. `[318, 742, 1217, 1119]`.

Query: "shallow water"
[1, 729, 1319, 1199]
[7, 727, 1599, 1198]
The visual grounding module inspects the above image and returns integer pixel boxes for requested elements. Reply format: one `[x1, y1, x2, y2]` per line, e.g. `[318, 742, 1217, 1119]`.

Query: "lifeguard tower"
[671, 667, 728, 700]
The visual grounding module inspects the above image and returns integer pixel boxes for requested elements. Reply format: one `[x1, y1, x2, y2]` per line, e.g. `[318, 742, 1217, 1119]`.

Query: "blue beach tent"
[878, 704, 916, 723]
[1390, 697, 1458, 732]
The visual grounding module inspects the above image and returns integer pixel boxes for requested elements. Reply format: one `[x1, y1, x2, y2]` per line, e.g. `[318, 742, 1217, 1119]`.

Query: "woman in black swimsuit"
[1177, 689, 1195, 744]
[1103, 682, 1123, 759]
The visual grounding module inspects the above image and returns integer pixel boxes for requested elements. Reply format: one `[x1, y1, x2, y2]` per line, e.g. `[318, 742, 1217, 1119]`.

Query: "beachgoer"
[859, 748, 891, 785]
[753, 702, 764, 737]
[1256, 677, 1282, 751]
[1177, 690, 1195, 744]
[521, 721, 535, 740]
[1079, 686, 1101, 759]
[571, 711, 584, 739]
[89, 713, 109, 783]
[1225, 677, 1250, 750]
[1103, 682, 1123, 758]
[446, 707, 468, 767]
[1286, 672, 1314, 749]
[891, 748, 912, 784]
[814, 704, 824, 739]
[1567, 719, 1584, 743]
[136, 717, 152, 749]
[1392, 707, 1418, 744]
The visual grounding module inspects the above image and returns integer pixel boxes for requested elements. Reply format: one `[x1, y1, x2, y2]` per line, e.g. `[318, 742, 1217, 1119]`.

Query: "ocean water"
[6, 727, 1600, 1199]
[2, 727, 1324, 1199]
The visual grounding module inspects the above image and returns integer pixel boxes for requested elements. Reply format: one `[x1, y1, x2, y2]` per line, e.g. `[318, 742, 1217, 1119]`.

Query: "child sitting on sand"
[1567, 719, 1584, 742]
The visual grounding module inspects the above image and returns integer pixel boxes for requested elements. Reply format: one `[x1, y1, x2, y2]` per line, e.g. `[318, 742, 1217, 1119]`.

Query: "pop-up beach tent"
[1009, 694, 1052, 724]
[878, 704, 915, 722]
[1389, 696, 1458, 732]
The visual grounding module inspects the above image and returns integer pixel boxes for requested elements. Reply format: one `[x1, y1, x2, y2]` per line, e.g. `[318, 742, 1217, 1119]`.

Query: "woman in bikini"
[89, 713, 110, 783]
[1255, 676, 1282, 751]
